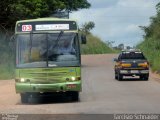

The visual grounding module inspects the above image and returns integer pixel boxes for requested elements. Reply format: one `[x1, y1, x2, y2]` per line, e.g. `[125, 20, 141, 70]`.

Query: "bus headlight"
[20, 78, 25, 82]
[71, 77, 76, 81]
[66, 77, 81, 81]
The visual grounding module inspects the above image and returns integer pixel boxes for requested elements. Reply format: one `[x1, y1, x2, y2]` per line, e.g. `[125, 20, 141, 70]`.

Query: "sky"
[70, 0, 159, 47]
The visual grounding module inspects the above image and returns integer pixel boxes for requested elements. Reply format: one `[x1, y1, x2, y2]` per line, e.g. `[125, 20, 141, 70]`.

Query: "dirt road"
[0, 54, 160, 114]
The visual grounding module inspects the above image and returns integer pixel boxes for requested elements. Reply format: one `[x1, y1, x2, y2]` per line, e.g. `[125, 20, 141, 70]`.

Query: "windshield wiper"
[48, 30, 64, 52]
[54, 30, 64, 48]
[47, 31, 64, 62]
[29, 32, 33, 62]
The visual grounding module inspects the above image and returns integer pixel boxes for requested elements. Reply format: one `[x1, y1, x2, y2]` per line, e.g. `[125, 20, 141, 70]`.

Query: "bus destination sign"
[35, 24, 69, 31]
[16, 21, 77, 32]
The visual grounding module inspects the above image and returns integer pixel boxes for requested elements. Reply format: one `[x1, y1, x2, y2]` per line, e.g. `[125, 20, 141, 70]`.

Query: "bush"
[137, 38, 160, 72]
[81, 34, 114, 54]
[0, 31, 14, 79]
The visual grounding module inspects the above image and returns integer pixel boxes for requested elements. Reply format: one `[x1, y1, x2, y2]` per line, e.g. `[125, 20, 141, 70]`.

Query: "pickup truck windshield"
[120, 52, 145, 60]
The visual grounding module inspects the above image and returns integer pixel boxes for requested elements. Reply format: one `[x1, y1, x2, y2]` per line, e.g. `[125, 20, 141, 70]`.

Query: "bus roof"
[16, 17, 77, 24]
[15, 18, 78, 33]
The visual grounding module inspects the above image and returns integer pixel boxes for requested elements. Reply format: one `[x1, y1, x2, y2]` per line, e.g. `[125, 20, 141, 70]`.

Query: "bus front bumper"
[15, 81, 81, 93]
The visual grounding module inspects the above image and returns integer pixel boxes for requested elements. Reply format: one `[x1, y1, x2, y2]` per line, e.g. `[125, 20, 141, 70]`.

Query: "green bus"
[14, 18, 86, 103]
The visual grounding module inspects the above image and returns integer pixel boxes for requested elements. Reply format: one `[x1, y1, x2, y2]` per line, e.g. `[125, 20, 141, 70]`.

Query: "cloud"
[88, 0, 118, 8]
[70, 0, 159, 47]
[125, 24, 139, 33]
[117, 0, 156, 7]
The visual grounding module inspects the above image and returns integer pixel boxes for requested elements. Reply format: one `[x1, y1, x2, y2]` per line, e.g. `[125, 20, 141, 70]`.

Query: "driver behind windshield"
[57, 39, 75, 55]
[39, 34, 76, 61]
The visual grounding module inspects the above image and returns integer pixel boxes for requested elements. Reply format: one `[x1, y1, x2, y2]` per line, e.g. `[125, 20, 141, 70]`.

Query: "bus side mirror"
[81, 35, 87, 44]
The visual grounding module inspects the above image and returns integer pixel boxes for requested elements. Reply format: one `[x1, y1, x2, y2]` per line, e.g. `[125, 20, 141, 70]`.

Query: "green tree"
[140, 2, 160, 39]
[137, 2, 160, 72]
[0, 0, 91, 29]
[81, 21, 95, 34]
[105, 40, 115, 48]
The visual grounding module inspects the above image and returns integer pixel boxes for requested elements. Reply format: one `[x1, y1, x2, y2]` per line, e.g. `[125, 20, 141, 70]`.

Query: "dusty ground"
[0, 54, 160, 116]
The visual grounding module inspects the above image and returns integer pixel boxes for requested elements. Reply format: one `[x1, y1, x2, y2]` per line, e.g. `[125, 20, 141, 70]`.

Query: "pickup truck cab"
[114, 49, 149, 81]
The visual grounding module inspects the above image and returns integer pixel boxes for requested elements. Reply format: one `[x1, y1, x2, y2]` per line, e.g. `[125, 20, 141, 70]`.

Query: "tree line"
[138, 2, 160, 71]
[0, 0, 91, 30]
[140, 2, 160, 41]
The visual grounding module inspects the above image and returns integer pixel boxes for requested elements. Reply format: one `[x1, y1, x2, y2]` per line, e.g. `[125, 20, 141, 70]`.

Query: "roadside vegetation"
[80, 21, 114, 54]
[0, 32, 14, 79]
[81, 34, 114, 54]
[137, 2, 160, 72]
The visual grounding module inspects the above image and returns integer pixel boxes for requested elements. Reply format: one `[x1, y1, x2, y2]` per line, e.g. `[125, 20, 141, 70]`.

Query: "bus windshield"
[16, 33, 80, 68]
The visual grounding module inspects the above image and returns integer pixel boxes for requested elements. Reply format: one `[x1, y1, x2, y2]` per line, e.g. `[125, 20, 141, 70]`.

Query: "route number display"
[22, 25, 32, 31]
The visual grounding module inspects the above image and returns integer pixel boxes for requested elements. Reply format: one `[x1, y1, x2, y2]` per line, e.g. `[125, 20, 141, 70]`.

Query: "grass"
[137, 38, 160, 72]
[81, 34, 115, 54]
[0, 64, 14, 80]
[0, 32, 15, 80]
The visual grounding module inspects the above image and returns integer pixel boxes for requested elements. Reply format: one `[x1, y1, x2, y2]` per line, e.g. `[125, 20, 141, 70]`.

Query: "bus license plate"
[67, 84, 76, 89]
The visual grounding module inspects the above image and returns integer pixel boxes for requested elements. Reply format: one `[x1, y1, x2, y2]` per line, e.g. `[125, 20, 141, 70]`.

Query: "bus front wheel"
[67, 91, 79, 101]
[20, 93, 29, 103]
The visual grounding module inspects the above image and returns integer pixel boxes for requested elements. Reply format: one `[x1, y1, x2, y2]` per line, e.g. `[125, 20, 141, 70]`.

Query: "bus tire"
[72, 91, 79, 101]
[20, 93, 28, 103]
[67, 91, 79, 101]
